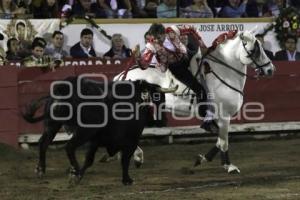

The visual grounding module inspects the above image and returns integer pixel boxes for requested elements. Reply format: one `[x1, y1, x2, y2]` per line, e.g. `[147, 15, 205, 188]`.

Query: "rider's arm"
[138, 43, 156, 69]
[165, 25, 207, 49]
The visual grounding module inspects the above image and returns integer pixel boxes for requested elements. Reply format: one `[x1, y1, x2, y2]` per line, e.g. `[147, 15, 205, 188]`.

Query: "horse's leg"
[36, 120, 62, 177]
[133, 146, 144, 168]
[216, 119, 240, 174]
[194, 145, 220, 167]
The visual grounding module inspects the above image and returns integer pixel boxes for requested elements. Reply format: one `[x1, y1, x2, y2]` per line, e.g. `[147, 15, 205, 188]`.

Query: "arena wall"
[0, 60, 300, 147]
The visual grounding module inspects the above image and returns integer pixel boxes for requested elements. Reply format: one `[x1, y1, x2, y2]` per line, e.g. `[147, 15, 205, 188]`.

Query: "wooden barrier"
[0, 60, 300, 147]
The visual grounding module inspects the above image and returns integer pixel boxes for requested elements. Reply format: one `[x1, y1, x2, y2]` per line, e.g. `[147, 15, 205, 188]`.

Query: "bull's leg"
[121, 145, 136, 185]
[79, 140, 99, 177]
[36, 120, 62, 177]
[65, 131, 91, 181]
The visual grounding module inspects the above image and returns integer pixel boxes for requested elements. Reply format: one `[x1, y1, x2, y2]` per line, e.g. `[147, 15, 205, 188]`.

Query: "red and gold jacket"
[139, 25, 206, 72]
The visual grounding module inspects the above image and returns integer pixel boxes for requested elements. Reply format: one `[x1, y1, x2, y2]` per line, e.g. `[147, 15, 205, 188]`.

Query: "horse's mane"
[208, 30, 239, 52]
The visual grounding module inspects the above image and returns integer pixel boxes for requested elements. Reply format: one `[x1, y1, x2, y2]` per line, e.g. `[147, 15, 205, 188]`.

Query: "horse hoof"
[122, 178, 133, 186]
[224, 164, 240, 174]
[194, 154, 206, 167]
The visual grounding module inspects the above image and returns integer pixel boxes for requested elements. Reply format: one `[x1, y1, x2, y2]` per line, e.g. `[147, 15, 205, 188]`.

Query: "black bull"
[22, 76, 177, 185]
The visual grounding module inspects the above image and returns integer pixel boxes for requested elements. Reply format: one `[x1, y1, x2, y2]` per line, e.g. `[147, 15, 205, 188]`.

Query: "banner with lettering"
[0, 19, 286, 56]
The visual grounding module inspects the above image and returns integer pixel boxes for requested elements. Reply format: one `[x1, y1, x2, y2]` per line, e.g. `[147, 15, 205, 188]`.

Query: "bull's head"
[136, 80, 178, 103]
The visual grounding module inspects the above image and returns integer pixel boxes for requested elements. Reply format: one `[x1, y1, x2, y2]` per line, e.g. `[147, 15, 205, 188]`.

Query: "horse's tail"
[22, 96, 50, 123]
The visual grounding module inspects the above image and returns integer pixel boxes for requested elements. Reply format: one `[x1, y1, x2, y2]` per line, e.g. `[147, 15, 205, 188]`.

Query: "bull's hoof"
[134, 160, 142, 169]
[194, 154, 206, 167]
[68, 174, 82, 185]
[35, 166, 45, 178]
[122, 178, 133, 186]
[223, 164, 240, 174]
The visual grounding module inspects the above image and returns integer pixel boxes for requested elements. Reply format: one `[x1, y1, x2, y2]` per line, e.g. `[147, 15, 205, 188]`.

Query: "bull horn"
[158, 85, 178, 93]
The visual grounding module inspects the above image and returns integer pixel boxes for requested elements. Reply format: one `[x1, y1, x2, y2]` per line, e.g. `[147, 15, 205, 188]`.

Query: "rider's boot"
[200, 110, 219, 134]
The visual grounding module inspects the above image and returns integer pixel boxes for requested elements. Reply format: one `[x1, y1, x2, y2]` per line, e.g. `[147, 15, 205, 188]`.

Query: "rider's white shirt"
[163, 37, 187, 53]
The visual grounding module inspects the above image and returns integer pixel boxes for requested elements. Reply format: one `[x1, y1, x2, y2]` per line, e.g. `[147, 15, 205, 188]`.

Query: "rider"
[137, 23, 218, 133]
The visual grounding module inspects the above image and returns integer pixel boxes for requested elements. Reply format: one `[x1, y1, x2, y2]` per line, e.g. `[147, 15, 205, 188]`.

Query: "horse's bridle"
[241, 39, 271, 72]
[198, 36, 273, 96]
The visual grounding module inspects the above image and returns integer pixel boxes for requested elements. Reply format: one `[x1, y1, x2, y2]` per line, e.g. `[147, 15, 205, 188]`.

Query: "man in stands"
[70, 28, 97, 58]
[103, 33, 132, 59]
[6, 38, 23, 61]
[137, 23, 218, 133]
[45, 31, 68, 60]
[275, 35, 300, 61]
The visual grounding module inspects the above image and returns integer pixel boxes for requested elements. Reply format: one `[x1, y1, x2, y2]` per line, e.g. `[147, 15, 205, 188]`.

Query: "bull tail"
[22, 96, 50, 123]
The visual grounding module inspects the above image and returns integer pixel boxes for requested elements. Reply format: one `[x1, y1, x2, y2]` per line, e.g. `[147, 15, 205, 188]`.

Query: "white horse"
[114, 30, 275, 173]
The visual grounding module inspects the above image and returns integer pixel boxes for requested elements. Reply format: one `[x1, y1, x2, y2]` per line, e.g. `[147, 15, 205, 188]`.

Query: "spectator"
[73, 0, 106, 18]
[70, 28, 96, 58]
[0, 0, 26, 19]
[97, 0, 132, 18]
[0, 33, 6, 65]
[22, 37, 54, 68]
[246, 0, 271, 17]
[275, 35, 300, 61]
[218, 0, 248, 18]
[143, 0, 159, 17]
[255, 34, 274, 60]
[96, 0, 112, 18]
[6, 38, 23, 61]
[103, 33, 132, 59]
[130, 0, 149, 18]
[179, 0, 193, 8]
[45, 31, 68, 60]
[289, 0, 300, 9]
[157, 0, 177, 18]
[182, 0, 214, 18]
[30, 0, 60, 18]
[246, 0, 260, 17]
[262, 0, 285, 17]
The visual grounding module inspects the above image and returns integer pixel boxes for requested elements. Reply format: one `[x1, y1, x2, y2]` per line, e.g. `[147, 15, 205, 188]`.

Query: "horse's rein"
[205, 53, 258, 80]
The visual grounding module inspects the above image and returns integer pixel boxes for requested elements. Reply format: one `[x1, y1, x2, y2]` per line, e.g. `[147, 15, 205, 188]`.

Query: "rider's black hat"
[148, 23, 165, 38]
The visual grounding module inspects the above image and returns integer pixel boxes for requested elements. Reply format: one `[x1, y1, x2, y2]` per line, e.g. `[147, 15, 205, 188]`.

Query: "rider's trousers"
[168, 55, 207, 117]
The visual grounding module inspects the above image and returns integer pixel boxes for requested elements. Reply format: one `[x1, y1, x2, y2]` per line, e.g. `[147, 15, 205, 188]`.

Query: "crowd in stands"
[0, 0, 300, 67]
[0, 25, 299, 69]
[0, 0, 298, 19]
[0, 27, 136, 68]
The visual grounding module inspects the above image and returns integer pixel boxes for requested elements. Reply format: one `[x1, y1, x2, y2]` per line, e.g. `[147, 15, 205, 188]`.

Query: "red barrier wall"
[0, 61, 300, 147]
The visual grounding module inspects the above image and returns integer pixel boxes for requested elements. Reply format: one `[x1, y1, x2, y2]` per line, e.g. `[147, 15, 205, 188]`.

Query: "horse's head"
[239, 31, 275, 77]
